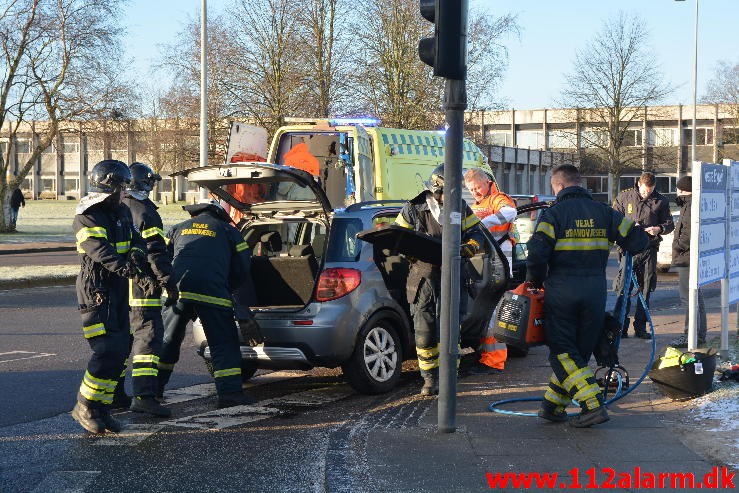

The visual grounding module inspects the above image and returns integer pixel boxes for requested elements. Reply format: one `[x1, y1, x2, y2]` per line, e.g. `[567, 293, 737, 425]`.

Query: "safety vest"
[471, 192, 516, 237]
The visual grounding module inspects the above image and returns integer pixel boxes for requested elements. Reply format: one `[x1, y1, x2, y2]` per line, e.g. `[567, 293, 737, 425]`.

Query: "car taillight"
[315, 268, 361, 302]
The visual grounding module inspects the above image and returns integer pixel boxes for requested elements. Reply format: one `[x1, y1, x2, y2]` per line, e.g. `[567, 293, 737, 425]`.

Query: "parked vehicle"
[657, 211, 681, 272]
[183, 163, 510, 394]
[510, 194, 556, 245]
[228, 119, 497, 209]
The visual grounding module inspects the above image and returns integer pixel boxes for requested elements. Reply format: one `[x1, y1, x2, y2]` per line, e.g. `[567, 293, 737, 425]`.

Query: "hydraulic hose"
[488, 252, 657, 417]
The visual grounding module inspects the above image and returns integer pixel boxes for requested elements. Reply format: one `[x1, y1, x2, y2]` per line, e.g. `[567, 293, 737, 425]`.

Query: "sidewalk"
[361, 306, 737, 492]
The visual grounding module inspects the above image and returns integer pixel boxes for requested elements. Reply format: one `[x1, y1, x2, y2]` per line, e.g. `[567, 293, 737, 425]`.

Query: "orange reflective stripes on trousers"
[478, 336, 507, 370]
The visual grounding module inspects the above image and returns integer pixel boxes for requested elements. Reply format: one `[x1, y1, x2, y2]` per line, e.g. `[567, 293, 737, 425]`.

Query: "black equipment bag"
[648, 348, 716, 400]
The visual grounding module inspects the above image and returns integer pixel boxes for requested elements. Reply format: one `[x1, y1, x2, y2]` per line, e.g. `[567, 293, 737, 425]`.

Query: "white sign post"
[691, 161, 728, 351]
[723, 159, 739, 358]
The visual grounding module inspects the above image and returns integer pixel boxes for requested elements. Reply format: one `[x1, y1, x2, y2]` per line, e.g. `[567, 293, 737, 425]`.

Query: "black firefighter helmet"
[129, 162, 162, 192]
[89, 160, 131, 193]
[427, 164, 444, 195]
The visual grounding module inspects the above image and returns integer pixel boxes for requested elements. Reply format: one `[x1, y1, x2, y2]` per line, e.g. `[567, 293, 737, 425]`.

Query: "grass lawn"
[1, 199, 192, 244]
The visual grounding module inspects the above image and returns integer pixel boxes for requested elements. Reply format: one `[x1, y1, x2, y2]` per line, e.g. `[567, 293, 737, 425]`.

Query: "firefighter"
[463, 168, 516, 374]
[395, 165, 485, 396]
[120, 162, 177, 416]
[612, 171, 674, 339]
[526, 164, 648, 427]
[71, 159, 159, 434]
[158, 199, 256, 408]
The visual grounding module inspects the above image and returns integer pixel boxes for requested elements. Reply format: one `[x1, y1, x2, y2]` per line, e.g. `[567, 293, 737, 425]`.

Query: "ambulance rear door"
[350, 125, 375, 204]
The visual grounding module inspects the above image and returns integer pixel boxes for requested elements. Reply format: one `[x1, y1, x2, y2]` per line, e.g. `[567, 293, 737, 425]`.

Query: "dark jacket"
[671, 195, 692, 267]
[526, 186, 649, 283]
[167, 209, 251, 310]
[73, 200, 142, 308]
[10, 188, 25, 209]
[123, 193, 174, 307]
[612, 185, 674, 247]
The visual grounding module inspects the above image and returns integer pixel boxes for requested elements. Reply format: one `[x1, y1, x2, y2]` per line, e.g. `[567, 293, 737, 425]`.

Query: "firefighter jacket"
[526, 186, 649, 285]
[612, 185, 674, 247]
[395, 190, 484, 303]
[123, 193, 174, 308]
[671, 195, 692, 267]
[73, 198, 144, 333]
[166, 209, 251, 310]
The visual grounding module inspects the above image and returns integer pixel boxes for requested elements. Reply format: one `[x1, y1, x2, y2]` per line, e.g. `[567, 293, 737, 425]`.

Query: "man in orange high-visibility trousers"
[463, 168, 516, 374]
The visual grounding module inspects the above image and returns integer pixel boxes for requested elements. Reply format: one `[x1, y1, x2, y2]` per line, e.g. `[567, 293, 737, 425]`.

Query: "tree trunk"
[0, 187, 14, 233]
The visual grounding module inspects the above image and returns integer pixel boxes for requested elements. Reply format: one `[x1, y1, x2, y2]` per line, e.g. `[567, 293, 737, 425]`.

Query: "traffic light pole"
[438, 78, 467, 433]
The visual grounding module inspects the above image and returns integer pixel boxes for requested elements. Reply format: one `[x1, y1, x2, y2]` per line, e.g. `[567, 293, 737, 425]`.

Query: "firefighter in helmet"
[120, 162, 177, 416]
[526, 164, 648, 427]
[395, 165, 484, 396]
[71, 159, 159, 433]
[158, 199, 256, 408]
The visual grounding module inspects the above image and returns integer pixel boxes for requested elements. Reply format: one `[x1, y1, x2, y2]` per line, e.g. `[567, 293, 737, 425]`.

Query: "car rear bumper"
[202, 345, 312, 370]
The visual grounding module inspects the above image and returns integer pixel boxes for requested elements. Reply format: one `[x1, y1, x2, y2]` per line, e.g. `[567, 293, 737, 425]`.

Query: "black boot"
[71, 402, 106, 434]
[569, 406, 609, 428]
[98, 407, 124, 433]
[217, 391, 257, 408]
[130, 396, 172, 417]
[420, 376, 439, 396]
[111, 380, 131, 409]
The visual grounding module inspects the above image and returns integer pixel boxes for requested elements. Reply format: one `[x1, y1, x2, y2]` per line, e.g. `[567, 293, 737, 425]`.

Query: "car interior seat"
[288, 244, 319, 277]
[260, 231, 283, 256]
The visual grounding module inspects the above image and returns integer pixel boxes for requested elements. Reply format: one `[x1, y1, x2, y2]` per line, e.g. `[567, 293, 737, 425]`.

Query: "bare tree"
[704, 60, 739, 153]
[295, 0, 351, 117]
[0, 0, 129, 232]
[558, 12, 671, 199]
[348, 0, 517, 129]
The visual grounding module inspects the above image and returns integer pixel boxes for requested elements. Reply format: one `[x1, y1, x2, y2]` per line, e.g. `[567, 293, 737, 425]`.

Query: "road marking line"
[0, 351, 55, 363]
[163, 384, 355, 431]
[30, 470, 101, 493]
[159, 371, 305, 405]
[93, 424, 164, 446]
[162, 406, 281, 430]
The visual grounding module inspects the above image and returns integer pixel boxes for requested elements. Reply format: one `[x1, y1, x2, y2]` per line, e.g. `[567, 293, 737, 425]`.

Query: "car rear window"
[326, 218, 364, 262]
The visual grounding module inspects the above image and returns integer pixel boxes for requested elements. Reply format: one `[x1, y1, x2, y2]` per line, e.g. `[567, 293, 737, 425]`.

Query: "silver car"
[184, 163, 509, 394]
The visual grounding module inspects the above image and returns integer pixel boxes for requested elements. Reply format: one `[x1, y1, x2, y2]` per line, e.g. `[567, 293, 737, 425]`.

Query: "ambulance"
[225, 118, 495, 207]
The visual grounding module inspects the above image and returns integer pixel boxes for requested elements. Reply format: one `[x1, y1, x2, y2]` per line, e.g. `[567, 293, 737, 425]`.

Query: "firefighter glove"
[460, 240, 479, 258]
[134, 273, 159, 298]
[125, 247, 148, 276]
[239, 316, 264, 346]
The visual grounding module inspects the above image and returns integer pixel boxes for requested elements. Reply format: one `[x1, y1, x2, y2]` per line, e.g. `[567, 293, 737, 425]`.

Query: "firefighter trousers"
[126, 307, 165, 397]
[159, 300, 242, 395]
[542, 275, 605, 413]
[77, 288, 130, 409]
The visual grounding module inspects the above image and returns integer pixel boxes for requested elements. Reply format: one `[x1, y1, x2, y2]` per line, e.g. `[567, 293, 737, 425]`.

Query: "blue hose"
[488, 252, 657, 417]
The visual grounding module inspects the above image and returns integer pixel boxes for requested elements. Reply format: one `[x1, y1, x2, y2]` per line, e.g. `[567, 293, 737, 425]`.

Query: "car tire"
[342, 314, 402, 395]
[204, 359, 258, 382]
[506, 344, 529, 358]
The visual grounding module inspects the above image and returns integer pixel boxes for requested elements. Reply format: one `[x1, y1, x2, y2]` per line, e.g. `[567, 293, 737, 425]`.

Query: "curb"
[0, 275, 76, 290]
[0, 246, 76, 255]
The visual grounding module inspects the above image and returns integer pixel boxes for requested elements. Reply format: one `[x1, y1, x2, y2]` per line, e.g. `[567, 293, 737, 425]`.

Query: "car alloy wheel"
[362, 325, 398, 383]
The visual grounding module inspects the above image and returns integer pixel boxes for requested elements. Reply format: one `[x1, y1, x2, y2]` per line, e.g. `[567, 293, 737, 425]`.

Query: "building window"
[41, 143, 55, 154]
[654, 176, 671, 194]
[63, 141, 80, 153]
[584, 175, 608, 194]
[516, 131, 545, 149]
[0, 140, 7, 157]
[160, 178, 173, 193]
[647, 128, 677, 147]
[486, 131, 512, 147]
[547, 130, 576, 149]
[64, 178, 79, 193]
[15, 139, 30, 154]
[581, 129, 608, 148]
[623, 129, 643, 147]
[41, 178, 55, 192]
[721, 127, 739, 145]
[683, 127, 714, 146]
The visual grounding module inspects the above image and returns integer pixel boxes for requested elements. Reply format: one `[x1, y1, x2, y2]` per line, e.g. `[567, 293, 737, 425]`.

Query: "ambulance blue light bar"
[328, 117, 381, 127]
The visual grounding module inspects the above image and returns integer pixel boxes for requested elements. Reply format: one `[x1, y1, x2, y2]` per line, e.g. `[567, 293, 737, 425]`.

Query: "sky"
[122, 0, 739, 110]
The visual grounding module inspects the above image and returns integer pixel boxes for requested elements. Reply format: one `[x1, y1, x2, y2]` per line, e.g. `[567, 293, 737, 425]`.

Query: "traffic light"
[418, 0, 468, 80]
